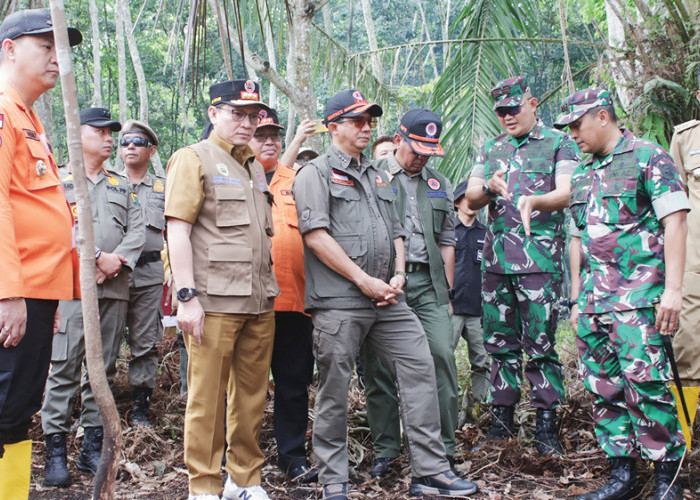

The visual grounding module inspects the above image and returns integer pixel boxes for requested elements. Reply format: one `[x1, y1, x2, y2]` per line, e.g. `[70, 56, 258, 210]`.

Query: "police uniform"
[165, 80, 278, 496]
[42, 164, 145, 435]
[362, 139, 459, 460]
[559, 90, 688, 473]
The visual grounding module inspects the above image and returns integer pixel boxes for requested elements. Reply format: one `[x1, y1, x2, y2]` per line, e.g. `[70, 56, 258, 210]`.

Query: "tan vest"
[188, 140, 279, 314]
[670, 120, 700, 272]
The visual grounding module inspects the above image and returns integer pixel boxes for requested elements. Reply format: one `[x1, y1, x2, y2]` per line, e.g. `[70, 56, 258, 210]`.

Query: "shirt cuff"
[652, 190, 691, 220]
[568, 219, 582, 238]
[297, 209, 330, 235]
[555, 159, 578, 176]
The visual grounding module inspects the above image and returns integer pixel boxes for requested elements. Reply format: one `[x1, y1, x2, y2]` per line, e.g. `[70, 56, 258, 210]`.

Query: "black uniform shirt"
[452, 216, 486, 316]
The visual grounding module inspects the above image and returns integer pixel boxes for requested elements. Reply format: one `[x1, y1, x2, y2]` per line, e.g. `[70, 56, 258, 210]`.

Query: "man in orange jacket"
[0, 9, 82, 499]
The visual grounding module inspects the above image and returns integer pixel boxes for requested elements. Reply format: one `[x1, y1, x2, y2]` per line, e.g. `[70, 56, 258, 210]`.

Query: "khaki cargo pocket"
[145, 197, 165, 230]
[214, 184, 250, 227]
[50, 331, 69, 363]
[107, 190, 128, 227]
[206, 244, 253, 296]
[312, 316, 342, 360]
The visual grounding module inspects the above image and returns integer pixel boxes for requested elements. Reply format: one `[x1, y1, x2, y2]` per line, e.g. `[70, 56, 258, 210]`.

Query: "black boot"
[485, 405, 515, 441]
[76, 427, 103, 475]
[652, 460, 682, 500]
[576, 457, 637, 500]
[44, 433, 71, 487]
[131, 387, 152, 426]
[534, 408, 563, 456]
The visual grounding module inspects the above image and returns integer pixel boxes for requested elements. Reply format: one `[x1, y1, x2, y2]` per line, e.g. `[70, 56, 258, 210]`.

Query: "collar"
[507, 118, 544, 148]
[208, 131, 256, 166]
[455, 217, 485, 230]
[586, 128, 635, 168]
[328, 143, 372, 174]
[388, 153, 430, 180]
[0, 82, 27, 112]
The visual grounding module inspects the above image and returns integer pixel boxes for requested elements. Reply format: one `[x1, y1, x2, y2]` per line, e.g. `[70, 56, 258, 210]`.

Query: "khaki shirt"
[61, 166, 146, 301]
[670, 119, 700, 273]
[164, 132, 278, 314]
[129, 173, 166, 287]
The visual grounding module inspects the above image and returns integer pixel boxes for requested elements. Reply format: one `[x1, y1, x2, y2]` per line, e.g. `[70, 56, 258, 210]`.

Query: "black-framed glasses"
[120, 136, 153, 147]
[218, 105, 261, 125]
[335, 116, 378, 129]
[496, 106, 523, 118]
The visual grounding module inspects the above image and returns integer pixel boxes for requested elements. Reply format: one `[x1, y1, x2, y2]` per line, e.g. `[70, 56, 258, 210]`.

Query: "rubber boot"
[44, 433, 71, 487]
[534, 408, 563, 456]
[131, 387, 152, 426]
[652, 460, 682, 500]
[669, 384, 698, 449]
[76, 426, 103, 474]
[485, 405, 515, 441]
[0, 440, 31, 499]
[576, 457, 637, 500]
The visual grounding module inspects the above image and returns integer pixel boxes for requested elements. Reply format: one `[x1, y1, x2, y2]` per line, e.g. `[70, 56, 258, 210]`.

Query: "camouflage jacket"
[569, 128, 690, 314]
[471, 119, 579, 274]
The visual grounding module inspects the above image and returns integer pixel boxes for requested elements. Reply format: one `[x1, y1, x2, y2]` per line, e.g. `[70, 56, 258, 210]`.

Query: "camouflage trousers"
[482, 272, 565, 408]
[577, 308, 686, 461]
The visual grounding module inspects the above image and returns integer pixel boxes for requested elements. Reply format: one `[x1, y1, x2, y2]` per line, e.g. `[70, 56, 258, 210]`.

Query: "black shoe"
[576, 457, 638, 500]
[534, 408, 563, 456]
[44, 433, 71, 487]
[284, 464, 318, 483]
[76, 427, 103, 475]
[322, 482, 348, 500]
[652, 460, 682, 500]
[485, 405, 516, 441]
[409, 470, 479, 497]
[369, 456, 395, 478]
[131, 387, 152, 426]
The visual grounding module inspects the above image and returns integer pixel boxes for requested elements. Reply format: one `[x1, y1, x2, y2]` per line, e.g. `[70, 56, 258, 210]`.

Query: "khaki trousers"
[184, 311, 274, 495]
[675, 271, 700, 383]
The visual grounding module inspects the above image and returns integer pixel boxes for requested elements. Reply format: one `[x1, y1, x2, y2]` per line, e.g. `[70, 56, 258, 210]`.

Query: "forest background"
[3, 0, 699, 182]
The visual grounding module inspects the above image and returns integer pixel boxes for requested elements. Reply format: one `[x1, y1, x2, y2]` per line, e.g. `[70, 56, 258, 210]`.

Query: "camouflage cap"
[554, 88, 613, 128]
[490, 76, 530, 109]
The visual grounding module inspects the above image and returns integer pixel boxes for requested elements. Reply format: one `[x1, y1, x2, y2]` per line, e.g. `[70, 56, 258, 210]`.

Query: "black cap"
[324, 89, 382, 125]
[0, 8, 82, 46]
[454, 180, 468, 205]
[79, 108, 121, 132]
[257, 108, 284, 130]
[397, 108, 445, 157]
[209, 79, 270, 111]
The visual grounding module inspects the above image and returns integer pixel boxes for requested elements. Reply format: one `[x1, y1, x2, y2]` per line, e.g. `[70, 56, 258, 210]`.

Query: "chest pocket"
[329, 182, 361, 223]
[429, 196, 449, 238]
[26, 139, 60, 191]
[214, 184, 250, 227]
[281, 193, 298, 228]
[600, 164, 638, 224]
[570, 174, 591, 230]
[520, 158, 554, 195]
[145, 194, 165, 230]
[106, 190, 128, 228]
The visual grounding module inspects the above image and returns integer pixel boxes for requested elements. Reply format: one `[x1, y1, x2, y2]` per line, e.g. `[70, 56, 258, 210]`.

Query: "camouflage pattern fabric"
[474, 120, 579, 275]
[490, 75, 529, 109]
[577, 308, 686, 461]
[569, 128, 689, 314]
[482, 272, 565, 408]
[554, 88, 613, 128]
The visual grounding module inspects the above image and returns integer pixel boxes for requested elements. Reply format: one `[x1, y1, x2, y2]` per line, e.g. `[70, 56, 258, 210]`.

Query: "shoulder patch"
[153, 179, 164, 193]
[673, 120, 700, 133]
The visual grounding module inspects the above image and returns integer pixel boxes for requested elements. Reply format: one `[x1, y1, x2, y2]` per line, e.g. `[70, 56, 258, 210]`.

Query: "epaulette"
[673, 120, 700, 134]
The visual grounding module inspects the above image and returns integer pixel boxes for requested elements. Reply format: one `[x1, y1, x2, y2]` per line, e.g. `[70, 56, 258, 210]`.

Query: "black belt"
[405, 262, 429, 273]
[136, 251, 161, 267]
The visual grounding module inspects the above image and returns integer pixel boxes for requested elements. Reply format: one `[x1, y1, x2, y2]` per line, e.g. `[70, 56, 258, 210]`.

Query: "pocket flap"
[208, 244, 253, 262]
[214, 184, 246, 200]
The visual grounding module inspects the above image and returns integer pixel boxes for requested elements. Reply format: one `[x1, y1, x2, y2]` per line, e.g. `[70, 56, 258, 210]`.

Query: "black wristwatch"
[482, 181, 496, 197]
[448, 288, 456, 301]
[564, 298, 578, 310]
[177, 287, 197, 302]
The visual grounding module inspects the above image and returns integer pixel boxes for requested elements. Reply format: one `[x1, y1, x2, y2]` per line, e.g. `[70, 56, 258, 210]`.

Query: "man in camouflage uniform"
[558, 88, 688, 500]
[668, 69, 700, 446]
[465, 76, 578, 455]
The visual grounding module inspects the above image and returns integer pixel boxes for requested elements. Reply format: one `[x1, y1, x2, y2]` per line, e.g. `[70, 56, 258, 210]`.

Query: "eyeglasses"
[335, 116, 378, 129]
[218, 106, 261, 125]
[253, 132, 282, 142]
[495, 106, 523, 118]
[120, 136, 153, 147]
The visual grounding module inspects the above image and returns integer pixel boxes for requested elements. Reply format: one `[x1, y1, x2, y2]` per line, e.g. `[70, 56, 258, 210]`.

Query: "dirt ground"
[27, 331, 700, 499]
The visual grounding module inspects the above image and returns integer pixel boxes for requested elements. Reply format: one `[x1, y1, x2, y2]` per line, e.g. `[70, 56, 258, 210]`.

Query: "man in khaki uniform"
[165, 79, 278, 500]
[119, 120, 165, 426]
[668, 70, 700, 445]
[42, 108, 145, 486]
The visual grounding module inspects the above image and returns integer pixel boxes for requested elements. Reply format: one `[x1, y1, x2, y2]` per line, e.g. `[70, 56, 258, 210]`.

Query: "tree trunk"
[605, 0, 635, 109]
[262, 0, 278, 111]
[88, 0, 102, 107]
[360, 0, 383, 82]
[49, 3, 121, 499]
[211, 0, 234, 79]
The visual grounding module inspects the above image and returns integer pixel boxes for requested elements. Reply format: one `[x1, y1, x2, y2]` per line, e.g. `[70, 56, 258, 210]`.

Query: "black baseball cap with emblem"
[80, 108, 121, 132]
[209, 79, 270, 111]
[397, 108, 445, 157]
[0, 8, 82, 46]
[324, 89, 383, 125]
[256, 108, 284, 130]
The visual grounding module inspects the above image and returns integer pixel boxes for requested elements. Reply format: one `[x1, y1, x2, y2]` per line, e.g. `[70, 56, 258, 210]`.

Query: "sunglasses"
[120, 136, 153, 147]
[495, 106, 523, 118]
[335, 116, 378, 129]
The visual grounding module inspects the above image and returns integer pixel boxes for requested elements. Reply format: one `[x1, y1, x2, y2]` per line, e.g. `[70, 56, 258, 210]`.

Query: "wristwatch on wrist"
[482, 181, 496, 197]
[177, 287, 197, 302]
[448, 288, 456, 301]
[565, 298, 578, 309]
[394, 270, 406, 277]
[95, 249, 102, 260]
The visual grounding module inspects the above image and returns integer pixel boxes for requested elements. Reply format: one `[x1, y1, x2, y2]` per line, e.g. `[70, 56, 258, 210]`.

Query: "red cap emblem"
[352, 90, 366, 103]
[244, 80, 256, 93]
[259, 109, 267, 119]
[428, 178, 440, 190]
[425, 122, 437, 137]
